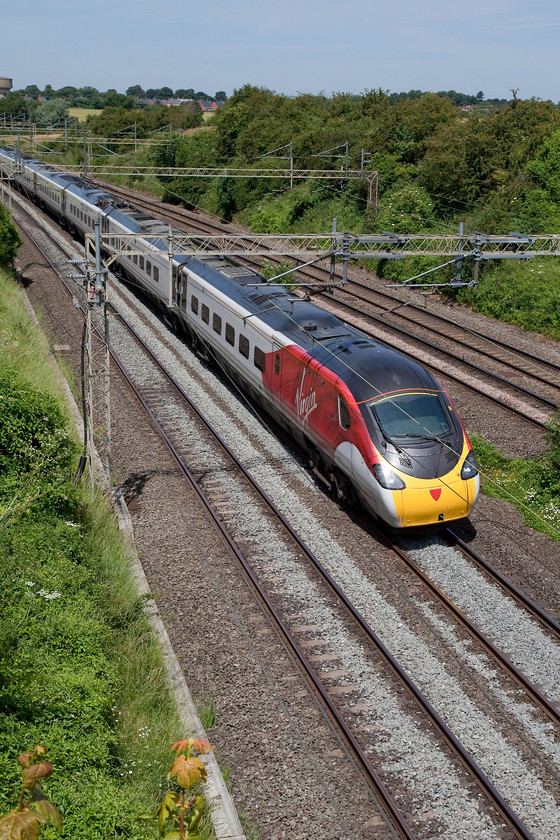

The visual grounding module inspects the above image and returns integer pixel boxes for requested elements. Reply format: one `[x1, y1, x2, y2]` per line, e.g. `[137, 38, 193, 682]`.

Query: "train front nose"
[396, 474, 479, 527]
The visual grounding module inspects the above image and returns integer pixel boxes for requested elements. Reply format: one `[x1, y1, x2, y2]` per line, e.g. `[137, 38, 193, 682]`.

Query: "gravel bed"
[403, 536, 560, 698]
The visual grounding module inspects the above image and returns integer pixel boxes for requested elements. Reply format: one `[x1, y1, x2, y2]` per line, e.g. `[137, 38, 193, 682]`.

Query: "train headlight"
[461, 450, 479, 480]
[372, 464, 406, 490]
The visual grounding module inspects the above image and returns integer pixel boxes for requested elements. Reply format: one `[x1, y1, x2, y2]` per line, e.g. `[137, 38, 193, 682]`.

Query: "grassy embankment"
[0, 268, 214, 838]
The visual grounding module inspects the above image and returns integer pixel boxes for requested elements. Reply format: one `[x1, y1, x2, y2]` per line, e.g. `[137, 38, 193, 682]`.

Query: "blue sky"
[3, 0, 559, 100]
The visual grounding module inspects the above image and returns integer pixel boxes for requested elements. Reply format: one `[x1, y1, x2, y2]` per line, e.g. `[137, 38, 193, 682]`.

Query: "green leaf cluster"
[0, 205, 22, 269]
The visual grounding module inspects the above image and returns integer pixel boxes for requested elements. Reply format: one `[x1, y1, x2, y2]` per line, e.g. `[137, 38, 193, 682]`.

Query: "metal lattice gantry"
[59, 163, 379, 211]
[109, 230, 560, 260]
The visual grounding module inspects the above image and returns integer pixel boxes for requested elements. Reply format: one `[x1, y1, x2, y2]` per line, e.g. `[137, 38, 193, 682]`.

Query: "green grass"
[470, 431, 560, 540]
[0, 268, 215, 838]
[67, 108, 103, 122]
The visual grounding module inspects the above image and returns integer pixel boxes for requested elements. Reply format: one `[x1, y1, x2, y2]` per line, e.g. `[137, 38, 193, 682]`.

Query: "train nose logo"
[430, 488, 442, 501]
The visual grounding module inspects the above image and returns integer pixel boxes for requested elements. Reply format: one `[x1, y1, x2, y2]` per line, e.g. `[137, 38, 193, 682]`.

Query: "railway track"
[7, 186, 560, 839]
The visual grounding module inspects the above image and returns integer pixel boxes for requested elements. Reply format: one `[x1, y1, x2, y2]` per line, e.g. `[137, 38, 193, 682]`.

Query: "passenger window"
[274, 353, 281, 375]
[201, 304, 209, 324]
[139, 256, 144, 270]
[239, 335, 249, 358]
[225, 323, 235, 346]
[191, 295, 199, 315]
[146, 261, 152, 276]
[213, 312, 222, 334]
[254, 347, 266, 372]
[153, 266, 159, 282]
[133, 254, 138, 265]
[338, 395, 351, 430]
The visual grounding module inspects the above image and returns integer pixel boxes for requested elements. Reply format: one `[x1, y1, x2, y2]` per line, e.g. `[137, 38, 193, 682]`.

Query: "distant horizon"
[2, 80, 536, 104]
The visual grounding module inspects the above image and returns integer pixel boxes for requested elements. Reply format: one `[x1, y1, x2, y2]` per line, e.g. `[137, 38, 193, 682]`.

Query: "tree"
[76, 86, 103, 108]
[34, 98, 69, 126]
[56, 85, 78, 101]
[174, 89, 192, 98]
[126, 84, 145, 98]
[160, 86, 174, 99]
[102, 89, 133, 108]
[215, 91, 227, 102]
[0, 203, 23, 268]
[23, 84, 40, 99]
[0, 92, 32, 117]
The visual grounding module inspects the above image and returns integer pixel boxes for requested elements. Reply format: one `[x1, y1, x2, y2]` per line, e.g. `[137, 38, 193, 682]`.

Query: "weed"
[198, 698, 216, 731]
[140, 739, 213, 839]
[0, 746, 62, 838]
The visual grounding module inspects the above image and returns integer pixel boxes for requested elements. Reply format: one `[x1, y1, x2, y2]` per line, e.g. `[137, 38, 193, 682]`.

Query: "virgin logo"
[430, 488, 442, 501]
[295, 369, 317, 425]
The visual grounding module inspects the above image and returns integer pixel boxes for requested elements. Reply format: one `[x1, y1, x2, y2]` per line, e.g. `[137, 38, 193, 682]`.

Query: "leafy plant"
[260, 259, 297, 291]
[0, 746, 62, 839]
[144, 738, 213, 839]
[0, 204, 22, 268]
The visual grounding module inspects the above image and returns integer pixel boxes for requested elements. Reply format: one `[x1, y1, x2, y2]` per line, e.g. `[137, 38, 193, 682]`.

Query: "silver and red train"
[0, 146, 479, 528]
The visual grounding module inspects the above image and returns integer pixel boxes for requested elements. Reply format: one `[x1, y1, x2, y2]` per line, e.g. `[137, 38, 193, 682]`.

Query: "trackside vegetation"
[0, 267, 215, 838]
[0, 203, 23, 269]
[470, 429, 560, 541]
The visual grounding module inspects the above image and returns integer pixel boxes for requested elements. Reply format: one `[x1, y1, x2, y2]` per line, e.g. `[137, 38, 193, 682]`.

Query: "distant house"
[198, 100, 223, 112]
[133, 96, 224, 111]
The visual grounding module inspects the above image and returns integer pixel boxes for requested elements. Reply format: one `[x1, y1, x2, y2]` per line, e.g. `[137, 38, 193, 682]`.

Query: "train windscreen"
[370, 392, 452, 440]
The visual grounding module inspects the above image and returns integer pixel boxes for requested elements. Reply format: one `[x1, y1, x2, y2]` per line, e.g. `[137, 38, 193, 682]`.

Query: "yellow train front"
[289, 338, 480, 530]
[340, 379, 479, 529]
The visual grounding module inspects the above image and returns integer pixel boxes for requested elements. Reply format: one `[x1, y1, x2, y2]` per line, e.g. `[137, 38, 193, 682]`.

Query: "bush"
[0, 205, 22, 268]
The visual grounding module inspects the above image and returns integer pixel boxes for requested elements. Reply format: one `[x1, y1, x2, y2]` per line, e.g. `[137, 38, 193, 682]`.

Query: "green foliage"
[540, 416, 560, 495]
[469, 432, 560, 539]
[0, 205, 22, 268]
[0, 272, 184, 839]
[0, 371, 77, 522]
[0, 371, 73, 478]
[457, 260, 560, 340]
[375, 184, 436, 233]
[34, 99, 69, 127]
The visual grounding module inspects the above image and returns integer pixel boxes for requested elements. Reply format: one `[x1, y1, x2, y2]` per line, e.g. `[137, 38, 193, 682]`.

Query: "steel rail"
[445, 529, 560, 638]
[379, 529, 560, 726]
[331, 282, 560, 393]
